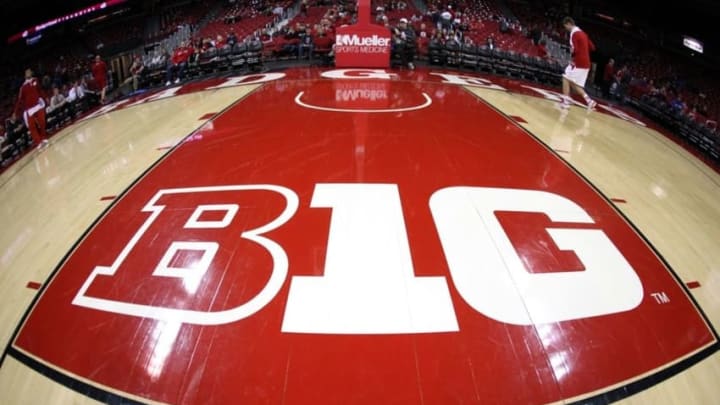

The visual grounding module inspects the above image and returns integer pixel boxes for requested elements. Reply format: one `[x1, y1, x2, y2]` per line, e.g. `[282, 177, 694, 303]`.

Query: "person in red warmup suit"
[560, 17, 597, 110]
[92, 55, 108, 104]
[14, 68, 48, 149]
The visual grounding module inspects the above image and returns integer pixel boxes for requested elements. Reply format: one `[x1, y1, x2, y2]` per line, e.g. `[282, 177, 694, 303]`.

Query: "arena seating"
[197, 1, 289, 43]
[146, 1, 210, 42]
[2, 0, 719, 169]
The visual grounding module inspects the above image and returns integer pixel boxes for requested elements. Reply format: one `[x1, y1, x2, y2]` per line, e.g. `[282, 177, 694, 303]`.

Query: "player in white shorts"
[560, 17, 597, 110]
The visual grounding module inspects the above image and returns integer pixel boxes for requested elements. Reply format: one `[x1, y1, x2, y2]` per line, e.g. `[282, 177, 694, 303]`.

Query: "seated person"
[166, 41, 192, 85]
[47, 87, 67, 113]
[123, 55, 145, 91]
[66, 80, 85, 103]
[298, 28, 314, 59]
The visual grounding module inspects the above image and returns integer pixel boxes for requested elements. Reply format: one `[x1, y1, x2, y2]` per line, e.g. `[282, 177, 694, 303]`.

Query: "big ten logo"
[73, 185, 298, 325]
[334, 81, 389, 109]
[74, 184, 643, 333]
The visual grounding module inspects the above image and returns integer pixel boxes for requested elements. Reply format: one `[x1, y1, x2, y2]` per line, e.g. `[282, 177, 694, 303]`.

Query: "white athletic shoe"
[587, 100, 597, 111]
[174, 78, 180, 84]
[408, 62, 415, 70]
[165, 81, 171, 86]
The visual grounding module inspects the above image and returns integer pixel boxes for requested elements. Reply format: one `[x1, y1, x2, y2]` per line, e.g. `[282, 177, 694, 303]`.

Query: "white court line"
[294, 91, 432, 113]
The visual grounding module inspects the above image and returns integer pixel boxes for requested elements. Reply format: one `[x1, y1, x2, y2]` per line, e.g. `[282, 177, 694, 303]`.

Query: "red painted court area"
[11, 70, 717, 404]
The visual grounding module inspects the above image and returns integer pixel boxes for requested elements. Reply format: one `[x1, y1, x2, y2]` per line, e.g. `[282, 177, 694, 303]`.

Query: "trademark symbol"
[651, 292, 670, 304]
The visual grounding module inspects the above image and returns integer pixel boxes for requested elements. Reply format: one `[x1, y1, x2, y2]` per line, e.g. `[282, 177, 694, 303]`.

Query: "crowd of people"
[2, 0, 718, 168]
[597, 43, 718, 128]
[602, 59, 717, 127]
[0, 0, 578, 165]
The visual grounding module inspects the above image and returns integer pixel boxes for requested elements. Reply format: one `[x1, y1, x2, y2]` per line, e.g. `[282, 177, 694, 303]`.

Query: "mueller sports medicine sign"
[334, 0, 391, 67]
[335, 34, 391, 55]
[336, 34, 390, 47]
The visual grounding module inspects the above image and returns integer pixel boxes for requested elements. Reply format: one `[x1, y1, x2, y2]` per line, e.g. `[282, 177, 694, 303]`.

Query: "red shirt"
[92, 60, 107, 82]
[537, 44, 548, 58]
[172, 47, 192, 65]
[314, 35, 334, 50]
[14, 78, 44, 117]
[569, 27, 595, 69]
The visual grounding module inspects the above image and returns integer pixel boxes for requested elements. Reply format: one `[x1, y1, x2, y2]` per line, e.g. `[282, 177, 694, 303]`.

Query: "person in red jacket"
[166, 41, 193, 86]
[15, 68, 48, 148]
[92, 55, 108, 104]
[560, 17, 597, 110]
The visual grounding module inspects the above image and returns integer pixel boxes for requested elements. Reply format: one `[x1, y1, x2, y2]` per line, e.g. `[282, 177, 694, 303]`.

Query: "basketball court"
[0, 68, 718, 404]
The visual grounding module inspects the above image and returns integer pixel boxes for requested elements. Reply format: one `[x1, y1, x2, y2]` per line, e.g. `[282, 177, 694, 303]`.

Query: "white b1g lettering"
[74, 183, 644, 332]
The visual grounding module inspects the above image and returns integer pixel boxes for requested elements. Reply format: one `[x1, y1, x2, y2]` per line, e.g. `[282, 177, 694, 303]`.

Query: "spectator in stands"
[439, 7, 452, 30]
[299, 28, 314, 60]
[14, 68, 48, 149]
[499, 17, 510, 34]
[392, 18, 416, 70]
[66, 79, 85, 103]
[417, 23, 428, 38]
[446, 29, 462, 45]
[91, 55, 108, 104]
[188, 45, 201, 67]
[671, 96, 687, 113]
[486, 36, 495, 51]
[313, 30, 333, 65]
[376, 7, 386, 23]
[123, 56, 145, 92]
[282, 28, 300, 56]
[227, 30, 238, 47]
[216, 34, 227, 49]
[537, 39, 548, 58]
[47, 87, 66, 113]
[602, 58, 615, 97]
[166, 41, 192, 86]
[614, 65, 631, 100]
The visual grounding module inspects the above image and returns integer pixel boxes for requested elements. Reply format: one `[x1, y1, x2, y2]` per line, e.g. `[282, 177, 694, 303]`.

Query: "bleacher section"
[2, 0, 719, 168]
